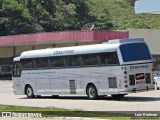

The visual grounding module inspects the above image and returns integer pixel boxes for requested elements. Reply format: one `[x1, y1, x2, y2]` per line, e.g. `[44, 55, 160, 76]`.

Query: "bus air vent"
[108, 77, 117, 88]
[69, 80, 76, 94]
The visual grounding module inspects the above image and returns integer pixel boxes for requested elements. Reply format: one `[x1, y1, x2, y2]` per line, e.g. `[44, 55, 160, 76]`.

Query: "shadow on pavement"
[18, 95, 160, 102]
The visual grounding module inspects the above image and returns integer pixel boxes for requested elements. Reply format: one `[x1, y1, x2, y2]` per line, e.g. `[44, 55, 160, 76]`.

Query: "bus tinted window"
[13, 62, 22, 77]
[50, 57, 65, 67]
[99, 52, 119, 65]
[82, 54, 98, 65]
[22, 59, 34, 69]
[65, 56, 82, 66]
[120, 43, 152, 62]
[35, 58, 49, 68]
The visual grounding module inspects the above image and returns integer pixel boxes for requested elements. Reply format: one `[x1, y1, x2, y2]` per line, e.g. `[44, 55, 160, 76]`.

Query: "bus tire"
[86, 84, 98, 100]
[52, 95, 59, 98]
[111, 94, 125, 99]
[25, 85, 35, 98]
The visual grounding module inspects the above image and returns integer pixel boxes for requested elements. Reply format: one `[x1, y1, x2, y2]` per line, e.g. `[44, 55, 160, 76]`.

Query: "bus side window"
[99, 52, 119, 65]
[65, 56, 82, 67]
[82, 54, 98, 66]
[35, 58, 49, 68]
[22, 59, 34, 69]
[50, 57, 65, 67]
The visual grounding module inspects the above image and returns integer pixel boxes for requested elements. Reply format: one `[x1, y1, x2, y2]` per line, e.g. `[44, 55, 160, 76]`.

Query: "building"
[128, 28, 160, 74]
[134, 0, 160, 74]
[0, 30, 128, 78]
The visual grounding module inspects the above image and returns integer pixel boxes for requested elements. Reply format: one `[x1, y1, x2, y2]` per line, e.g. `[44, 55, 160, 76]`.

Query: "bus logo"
[53, 50, 74, 55]
[130, 65, 149, 70]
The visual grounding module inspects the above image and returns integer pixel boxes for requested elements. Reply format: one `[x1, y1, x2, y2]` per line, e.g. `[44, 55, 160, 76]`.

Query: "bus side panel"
[12, 77, 25, 95]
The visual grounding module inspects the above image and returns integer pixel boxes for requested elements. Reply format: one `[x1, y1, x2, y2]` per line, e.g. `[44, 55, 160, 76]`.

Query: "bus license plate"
[136, 81, 145, 84]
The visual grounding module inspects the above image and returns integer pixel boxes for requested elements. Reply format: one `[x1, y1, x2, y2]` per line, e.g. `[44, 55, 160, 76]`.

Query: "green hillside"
[87, 0, 160, 30]
[0, 0, 160, 36]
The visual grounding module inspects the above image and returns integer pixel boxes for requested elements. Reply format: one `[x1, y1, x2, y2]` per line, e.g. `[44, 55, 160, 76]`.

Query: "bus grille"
[69, 80, 76, 94]
[129, 75, 135, 85]
[108, 77, 117, 88]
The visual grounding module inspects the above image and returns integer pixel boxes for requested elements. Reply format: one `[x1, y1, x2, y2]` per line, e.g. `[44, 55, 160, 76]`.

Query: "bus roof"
[19, 38, 145, 59]
[104, 38, 144, 44]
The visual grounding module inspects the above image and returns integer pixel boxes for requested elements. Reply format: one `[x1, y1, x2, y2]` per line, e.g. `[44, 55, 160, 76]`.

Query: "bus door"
[12, 62, 23, 93]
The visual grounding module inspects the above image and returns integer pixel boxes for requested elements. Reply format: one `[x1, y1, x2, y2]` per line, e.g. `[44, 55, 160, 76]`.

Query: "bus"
[12, 38, 155, 99]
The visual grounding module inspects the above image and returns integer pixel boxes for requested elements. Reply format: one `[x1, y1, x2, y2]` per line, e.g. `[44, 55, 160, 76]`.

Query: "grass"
[0, 104, 133, 119]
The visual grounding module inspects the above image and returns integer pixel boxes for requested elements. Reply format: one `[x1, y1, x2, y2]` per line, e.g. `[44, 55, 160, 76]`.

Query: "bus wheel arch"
[86, 83, 98, 100]
[25, 84, 35, 98]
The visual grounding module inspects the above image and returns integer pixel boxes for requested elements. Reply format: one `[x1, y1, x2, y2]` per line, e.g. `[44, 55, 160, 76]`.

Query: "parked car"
[0, 65, 12, 79]
[154, 72, 160, 90]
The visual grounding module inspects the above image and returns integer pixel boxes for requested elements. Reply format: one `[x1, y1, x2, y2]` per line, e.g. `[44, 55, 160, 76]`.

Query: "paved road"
[1, 80, 160, 112]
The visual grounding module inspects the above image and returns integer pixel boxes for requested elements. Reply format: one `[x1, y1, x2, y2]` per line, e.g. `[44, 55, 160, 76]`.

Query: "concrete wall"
[128, 28, 160, 55]
[0, 47, 13, 58]
[15, 46, 33, 56]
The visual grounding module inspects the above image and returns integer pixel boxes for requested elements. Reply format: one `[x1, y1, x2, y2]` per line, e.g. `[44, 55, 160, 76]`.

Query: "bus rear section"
[117, 41, 155, 94]
[119, 63, 154, 94]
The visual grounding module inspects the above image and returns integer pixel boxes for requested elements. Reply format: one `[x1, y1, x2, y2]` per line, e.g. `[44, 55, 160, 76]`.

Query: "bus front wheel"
[25, 85, 35, 98]
[86, 84, 98, 100]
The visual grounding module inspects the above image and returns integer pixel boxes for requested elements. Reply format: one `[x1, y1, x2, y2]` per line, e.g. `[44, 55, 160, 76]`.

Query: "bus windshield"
[120, 43, 152, 62]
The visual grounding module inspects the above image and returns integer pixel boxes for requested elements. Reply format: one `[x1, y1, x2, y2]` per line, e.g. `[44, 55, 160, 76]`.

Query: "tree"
[60, 0, 95, 29]
[0, 0, 3, 9]
[94, 15, 114, 30]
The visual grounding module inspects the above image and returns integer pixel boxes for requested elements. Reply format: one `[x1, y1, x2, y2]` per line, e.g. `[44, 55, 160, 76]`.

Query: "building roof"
[0, 30, 128, 47]
[135, 0, 160, 14]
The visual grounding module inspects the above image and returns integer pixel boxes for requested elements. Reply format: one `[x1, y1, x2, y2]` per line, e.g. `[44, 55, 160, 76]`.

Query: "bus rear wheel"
[86, 84, 98, 100]
[25, 85, 35, 98]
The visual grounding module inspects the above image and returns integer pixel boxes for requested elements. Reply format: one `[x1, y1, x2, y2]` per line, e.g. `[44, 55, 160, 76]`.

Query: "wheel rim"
[27, 87, 33, 96]
[88, 87, 96, 98]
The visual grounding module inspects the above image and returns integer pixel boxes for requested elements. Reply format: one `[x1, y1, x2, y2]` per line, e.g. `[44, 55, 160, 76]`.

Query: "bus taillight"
[124, 79, 128, 83]
[124, 71, 127, 74]
[124, 70, 128, 86]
